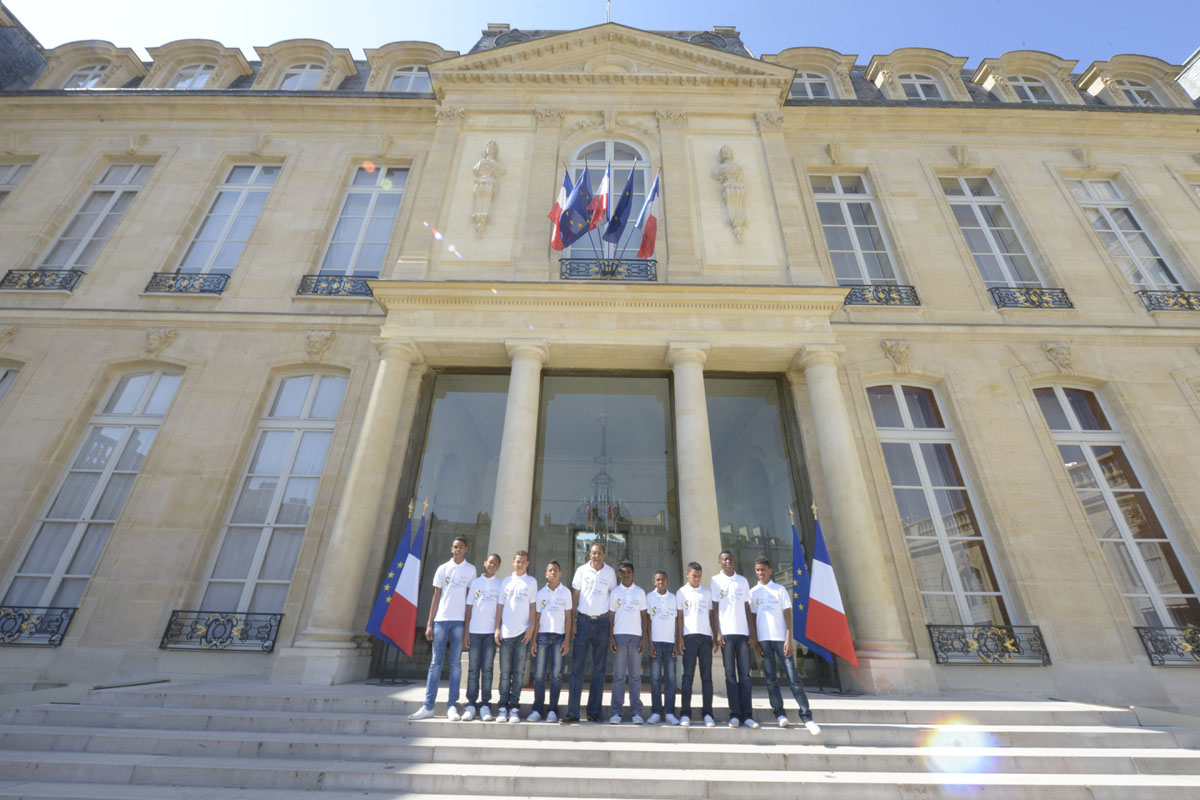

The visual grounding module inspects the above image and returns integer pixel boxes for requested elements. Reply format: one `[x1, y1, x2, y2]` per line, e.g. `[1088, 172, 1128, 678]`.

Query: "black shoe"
[586, 713, 601, 722]
[562, 715, 580, 724]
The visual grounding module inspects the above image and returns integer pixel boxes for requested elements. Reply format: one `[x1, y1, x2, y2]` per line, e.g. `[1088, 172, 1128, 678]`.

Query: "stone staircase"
[1, 679, 1199, 799]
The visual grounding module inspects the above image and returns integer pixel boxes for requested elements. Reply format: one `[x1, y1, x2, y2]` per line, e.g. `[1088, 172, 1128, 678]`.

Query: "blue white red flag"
[548, 170, 572, 251]
[804, 518, 859, 666]
[367, 511, 426, 656]
[791, 522, 833, 663]
[634, 172, 660, 258]
[587, 162, 610, 230]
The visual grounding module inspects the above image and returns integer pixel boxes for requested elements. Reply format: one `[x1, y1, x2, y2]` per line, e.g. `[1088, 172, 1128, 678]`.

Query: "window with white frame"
[0, 365, 19, 405]
[0, 163, 31, 206]
[178, 165, 279, 275]
[278, 62, 323, 91]
[1, 370, 181, 609]
[1114, 78, 1161, 107]
[61, 64, 107, 89]
[940, 176, 1042, 288]
[319, 165, 408, 277]
[388, 65, 431, 93]
[898, 73, 942, 100]
[1065, 178, 1180, 290]
[567, 139, 650, 260]
[789, 72, 832, 99]
[810, 174, 899, 285]
[1007, 74, 1053, 103]
[40, 164, 152, 271]
[200, 373, 347, 614]
[1034, 386, 1199, 627]
[868, 383, 1012, 625]
[168, 63, 215, 89]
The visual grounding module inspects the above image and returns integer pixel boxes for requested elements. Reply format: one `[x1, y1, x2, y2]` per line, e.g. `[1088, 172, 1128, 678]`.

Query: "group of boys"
[406, 536, 820, 734]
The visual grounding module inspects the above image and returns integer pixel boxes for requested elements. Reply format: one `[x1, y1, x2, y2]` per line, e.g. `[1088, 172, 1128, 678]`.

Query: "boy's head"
[545, 560, 561, 585]
[685, 561, 703, 588]
[653, 569, 669, 593]
[483, 553, 501, 577]
[451, 536, 469, 562]
[617, 560, 634, 586]
[588, 542, 606, 567]
[512, 550, 530, 574]
[719, 550, 735, 576]
[754, 556, 772, 584]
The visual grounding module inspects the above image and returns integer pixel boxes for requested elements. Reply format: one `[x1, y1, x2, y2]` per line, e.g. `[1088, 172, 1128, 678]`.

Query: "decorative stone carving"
[826, 142, 842, 166]
[250, 134, 270, 156]
[835, 68, 854, 96]
[1042, 342, 1073, 375]
[305, 330, 335, 362]
[562, 114, 604, 139]
[655, 109, 687, 128]
[1192, 153, 1200, 167]
[435, 106, 466, 124]
[533, 107, 565, 126]
[615, 116, 656, 140]
[5, 132, 29, 155]
[377, 135, 393, 157]
[1072, 148, 1095, 169]
[950, 145, 970, 167]
[144, 328, 176, 357]
[881, 340, 910, 374]
[991, 75, 1010, 90]
[711, 145, 746, 243]
[754, 110, 784, 131]
[0, 326, 17, 350]
[471, 140, 505, 238]
[126, 134, 148, 156]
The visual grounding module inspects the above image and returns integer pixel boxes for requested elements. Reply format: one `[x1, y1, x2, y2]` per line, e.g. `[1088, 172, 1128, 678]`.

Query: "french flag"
[805, 518, 859, 666]
[366, 511, 426, 656]
[634, 172, 660, 258]
[587, 162, 610, 230]
[548, 170, 572, 251]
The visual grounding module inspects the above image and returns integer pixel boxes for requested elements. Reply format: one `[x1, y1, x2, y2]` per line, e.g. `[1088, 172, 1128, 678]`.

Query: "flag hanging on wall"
[791, 521, 833, 663]
[805, 517, 859, 666]
[365, 506, 427, 656]
[548, 171, 573, 251]
[633, 171, 660, 258]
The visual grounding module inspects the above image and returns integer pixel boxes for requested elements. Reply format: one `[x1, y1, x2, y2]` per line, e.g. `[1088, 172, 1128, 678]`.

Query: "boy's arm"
[710, 601, 722, 653]
[750, 604, 762, 657]
[639, 609, 648, 654]
[494, 594, 504, 646]
[609, 602, 618, 653]
[744, 599, 757, 649]
[675, 603, 684, 652]
[523, 599, 536, 644]
[462, 603, 473, 650]
[563, 592, 574, 655]
[425, 587, 442, 641]
[783, 606, 794, 658]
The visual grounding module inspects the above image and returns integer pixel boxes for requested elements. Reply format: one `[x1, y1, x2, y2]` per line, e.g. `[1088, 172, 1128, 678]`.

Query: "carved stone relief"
[250, 134, 270, 156]
[754, 110, 784, 132]
[950, 145, 970, 167]
[0, 326, 17, 350]
[881, 340, 910, 374]
[305, 330, 335, 362]
[655, 109, 687, 128]
[144, 328, 176, 357]
[471, 140, 505, 238]
[126, 134, 149, 156]
[1042, 342, 1073, 375]
[1072, 148, 1095, 169]
[826, 143, 842, 166]
[711, 145, 746, 243]
[435, 106, 466, 125]
[533, 107, 565, 126]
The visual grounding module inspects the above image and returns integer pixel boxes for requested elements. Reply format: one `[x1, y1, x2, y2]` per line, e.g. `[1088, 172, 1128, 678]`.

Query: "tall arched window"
[1007, 75, 1053, 103]
[388, 65, 431, 93]
[566, 139, 650, 260]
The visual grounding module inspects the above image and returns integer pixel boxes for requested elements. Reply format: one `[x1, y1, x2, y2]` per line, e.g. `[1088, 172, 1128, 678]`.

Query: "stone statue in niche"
[471, 140, 505, 238]
[711, 145, 746, 243]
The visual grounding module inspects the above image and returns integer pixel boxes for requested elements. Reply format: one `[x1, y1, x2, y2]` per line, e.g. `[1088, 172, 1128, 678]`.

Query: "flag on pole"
[805, 517, 859, 666]
[634, 172, 660, 258]
[548, 170, 573, 251]
[791, 521, 833, 663]
[602, 164, 637, 244]
[365, 510, 411, 648]
[557, 168, 595, 249]
[369, 510, 427, 656]
[587, 161, 610, 230]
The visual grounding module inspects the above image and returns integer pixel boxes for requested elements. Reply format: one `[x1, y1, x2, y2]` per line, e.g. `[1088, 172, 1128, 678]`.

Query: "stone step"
[0, 783, 605, 800]
[2, 724, 1198, 775]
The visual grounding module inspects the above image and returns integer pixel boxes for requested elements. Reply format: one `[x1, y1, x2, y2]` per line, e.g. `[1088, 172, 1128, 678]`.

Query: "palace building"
[1, 5, 1199, 712]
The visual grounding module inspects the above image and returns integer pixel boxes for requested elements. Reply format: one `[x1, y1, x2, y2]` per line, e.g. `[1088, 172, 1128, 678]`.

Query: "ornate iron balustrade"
[988, 286, 1073, 309]
[1134, 626, 1200, 666]
[843, 284, 921, 306]
[0, 269, 85, 291]
[927, 624, 1051, 666]
[296, 274, 374, 297]
[0, 606, 76, 646]
[559, 257, 657, 282]
[159, 610, 282, 653]
[144, 272, 229, 295]
[1135, 289, 1200, 312]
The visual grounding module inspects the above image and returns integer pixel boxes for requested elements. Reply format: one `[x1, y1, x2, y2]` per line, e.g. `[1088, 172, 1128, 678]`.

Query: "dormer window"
[1008, 74, 1053, 103]
[388, 65, 431, 93]
[62, 64, 107, 89]
[169, 63, 216, 89]
[1115, 78, 1160, 107]
[898, 73, 942, 100]
[278, 62, 324, 91]
[789, 72, 832, 100]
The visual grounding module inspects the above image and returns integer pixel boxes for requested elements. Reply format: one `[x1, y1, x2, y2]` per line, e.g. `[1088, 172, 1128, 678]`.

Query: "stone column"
[655, 111, 700, 281]
[667, 343, 722, 569]
[487, 340, 550, 560]
[753, 110, 823, 286]
[515, 108, 564, 281]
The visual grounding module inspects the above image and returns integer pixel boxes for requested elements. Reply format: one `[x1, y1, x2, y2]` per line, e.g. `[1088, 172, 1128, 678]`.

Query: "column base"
[840, 643, 938, 695]
[271, 646, 372, 685]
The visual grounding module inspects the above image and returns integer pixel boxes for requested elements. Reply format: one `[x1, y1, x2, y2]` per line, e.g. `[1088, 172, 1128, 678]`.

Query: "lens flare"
[381, 178, 393, 189]
[420, 221, 464, 258]
[920, 716, 998, 775]
[362, 160, 377, 173]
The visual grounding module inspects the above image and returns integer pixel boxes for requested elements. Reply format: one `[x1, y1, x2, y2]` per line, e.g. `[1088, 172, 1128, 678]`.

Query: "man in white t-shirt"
[528, 560, 573, 723]
[711, 550, 758, 728]
[494, 550, 537, 723]
[565, 542, 617, 723]
[409, 536, 477, 721]
[675, 561, 717, 728]
[608, 561, 648, 724]
[461, 553, 501, 722]
[646, 569, 680, 725]
[750, 556, 820, 734]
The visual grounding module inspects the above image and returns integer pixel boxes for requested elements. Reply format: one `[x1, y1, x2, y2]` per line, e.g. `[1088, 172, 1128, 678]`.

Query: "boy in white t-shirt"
[494, 550, 537, 723]
[608, 560, 648, 724]
[528, 560, 573, 723]
[711, 550, 758, 729]
[750, 557, 820, 735]
[646, 569, 679, 725]
[409, 536, 477, 721]
[675, 562, 716, 728]
[461, 553, 502, 722]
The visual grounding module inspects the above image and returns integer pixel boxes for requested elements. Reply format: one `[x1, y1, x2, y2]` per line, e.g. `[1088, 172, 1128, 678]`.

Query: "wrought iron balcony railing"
[0, 269, 85, 291]
[1135, 289, 1200, 312]
[560, 257, 657, 282]
[159, 610, 283, 653]
[988, 286, 1073, 309]
[297, 274, 374, 297]
[843, 284, 921, 306]
[1134, 626, 1200, 666]
[927, 624, 1051, 666]
[0, 606, 77, 646]
[144, 272, 229, 295]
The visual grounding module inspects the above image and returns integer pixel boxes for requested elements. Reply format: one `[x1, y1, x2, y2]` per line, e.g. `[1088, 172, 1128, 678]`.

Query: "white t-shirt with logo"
[676, 584, 713, 637]
[499, 573, 538, 638]
[646, 589, 678, 644]
[465, 574, 501, 635]
[609, 583, 647, 637]
[432, 558, 477, 622]
[572, 562, 617, 617]
[710, 571, 751, 636]
[749, 580, 791, 642]
[536, 583, 573, 635]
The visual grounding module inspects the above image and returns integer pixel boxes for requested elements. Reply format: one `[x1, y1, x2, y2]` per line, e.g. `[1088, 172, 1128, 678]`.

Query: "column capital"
[666, 342, 710, 368]
[372, 338, 422, 363]
[505, 339, 550, 364]
[792, 345, 844, 373]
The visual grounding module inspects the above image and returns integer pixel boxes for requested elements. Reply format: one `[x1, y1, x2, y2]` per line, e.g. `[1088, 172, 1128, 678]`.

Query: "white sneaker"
[461, 706, 476, 722]
[480, 706, 493, 721]
[609, 714, 622, 724]
[703, 715, 715, 728]
[777, 714, 789, 728]
[408, 706, 434, 721]
[631, 714, 644, 725]
[527, 711, 542, 723]
[744, 718, 760, 730]
[546, 711, 558, 723]
[446, 706, 460, 721]
[646, 713, 662, 724]
[508, 711, 520, 723]
[804, 719, 821, 736]
[495, 708, 508, 723]
[679, 715, 691, 727]
[729, 717, 740, 728]
[665, 714, 680, 725]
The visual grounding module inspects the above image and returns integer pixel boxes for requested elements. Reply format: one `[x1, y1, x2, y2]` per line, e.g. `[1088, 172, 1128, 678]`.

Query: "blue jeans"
[610, 634, 643, 717]
[760, 640, 813, 721]
[465, 632, 496, 708]
[423, 620, 464, 711]
[531, 632, 565, 716]
[648, 641, 676, 716]
[497, 634, 528, 712]
[680, 633, 713, 719]
[722, 634, 753, 723]
[568, 613, 610, 718]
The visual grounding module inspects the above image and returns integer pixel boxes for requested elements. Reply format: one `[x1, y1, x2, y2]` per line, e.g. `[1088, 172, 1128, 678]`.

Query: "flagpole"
[617, 168, 658, 261]
[582, 159, 607, 259]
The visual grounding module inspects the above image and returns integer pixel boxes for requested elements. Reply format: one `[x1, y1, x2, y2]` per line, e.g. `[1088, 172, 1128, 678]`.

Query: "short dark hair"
[590, 542, 607, 553]
[654, 569, 668, 579]
[487, 553, 502, 562]
[754, 556, 771, 568]
[719, 550, 734, 559]
[453, 536, 469, 547]
[618, 560, 634, 572]
[686, 561, 703, 573]
[547, 560, 561, 570]
[514, 550, 530, 559]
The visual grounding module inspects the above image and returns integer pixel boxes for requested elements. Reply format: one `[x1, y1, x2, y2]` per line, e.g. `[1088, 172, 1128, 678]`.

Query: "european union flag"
[602, 165, 637, 244]
[792, 522, 833, 663]
[365, 512, 412, 644]
[558, 168, 595, 248]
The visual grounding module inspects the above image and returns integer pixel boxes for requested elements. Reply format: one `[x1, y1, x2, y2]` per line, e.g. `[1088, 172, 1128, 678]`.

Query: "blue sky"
[7, 0, 1195, 68]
